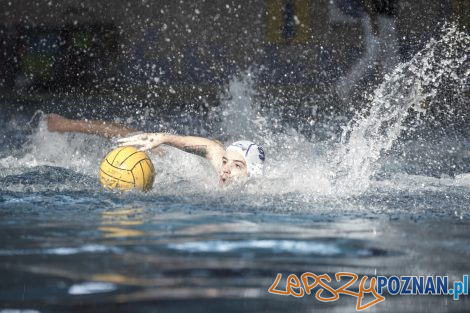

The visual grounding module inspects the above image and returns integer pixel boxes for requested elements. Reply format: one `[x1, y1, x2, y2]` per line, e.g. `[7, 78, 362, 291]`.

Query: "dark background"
[0, 0, 468, 121]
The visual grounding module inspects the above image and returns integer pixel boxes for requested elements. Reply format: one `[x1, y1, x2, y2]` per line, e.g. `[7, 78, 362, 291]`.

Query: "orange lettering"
[287, 274, 305, 297]
[335, 272, 360, 297]
[301, 272, 319, 295]
[270, 272, 386, 311]
[315, 274, 339, 301]
[268, 274, 290, 295]
[356, 276, 386, 311]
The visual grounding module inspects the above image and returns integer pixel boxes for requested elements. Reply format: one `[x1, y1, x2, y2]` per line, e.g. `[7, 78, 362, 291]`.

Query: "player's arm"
[47, 113, 136, 138]
[46, 114, 166, 156]
[117, 133, 225, 169]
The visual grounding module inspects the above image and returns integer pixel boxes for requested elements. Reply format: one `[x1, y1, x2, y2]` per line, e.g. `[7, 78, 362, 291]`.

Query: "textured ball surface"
[99, 146, 155, 191]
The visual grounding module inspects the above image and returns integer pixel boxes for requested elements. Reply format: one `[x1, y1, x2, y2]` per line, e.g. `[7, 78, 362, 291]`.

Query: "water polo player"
[46, 114, 265, 187]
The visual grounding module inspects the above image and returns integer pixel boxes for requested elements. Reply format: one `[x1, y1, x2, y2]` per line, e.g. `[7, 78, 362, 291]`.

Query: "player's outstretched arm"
[47, 114, 136, 138]
[46, 114, 166, 156]
[117, 133, 225, 169]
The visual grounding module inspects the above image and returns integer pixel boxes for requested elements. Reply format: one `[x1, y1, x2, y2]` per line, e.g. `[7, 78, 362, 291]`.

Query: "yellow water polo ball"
[99, 146, 155, 191]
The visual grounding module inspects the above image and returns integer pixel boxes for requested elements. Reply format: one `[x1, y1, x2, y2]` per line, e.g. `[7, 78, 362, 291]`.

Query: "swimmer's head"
[219, 140, 265, 187]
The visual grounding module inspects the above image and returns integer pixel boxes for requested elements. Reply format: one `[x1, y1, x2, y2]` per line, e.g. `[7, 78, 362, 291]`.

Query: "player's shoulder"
[206, 139, 225, 169]
[208, 139, 225, 156]
[211, 139, 225, 149]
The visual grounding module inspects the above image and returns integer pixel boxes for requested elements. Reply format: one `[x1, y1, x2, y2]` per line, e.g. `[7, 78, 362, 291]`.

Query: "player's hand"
[116, 133, 165, 151]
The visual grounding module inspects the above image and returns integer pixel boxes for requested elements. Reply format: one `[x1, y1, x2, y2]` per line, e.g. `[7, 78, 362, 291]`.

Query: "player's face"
[219, 150, 249, 187]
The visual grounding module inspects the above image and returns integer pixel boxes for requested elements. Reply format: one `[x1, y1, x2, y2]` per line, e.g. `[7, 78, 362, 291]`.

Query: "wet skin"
[219, 149, 248, 187]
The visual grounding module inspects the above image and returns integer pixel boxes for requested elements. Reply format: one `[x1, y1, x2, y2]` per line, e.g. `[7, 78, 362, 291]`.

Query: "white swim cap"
[226, 140, 265, 178]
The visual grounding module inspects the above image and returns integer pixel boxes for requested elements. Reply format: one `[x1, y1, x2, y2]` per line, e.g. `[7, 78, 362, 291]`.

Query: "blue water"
[1, 26, 470, 313]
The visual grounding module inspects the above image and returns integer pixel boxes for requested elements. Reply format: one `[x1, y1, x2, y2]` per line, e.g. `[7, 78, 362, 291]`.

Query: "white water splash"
[1, 26, 468, 200]
[213, 25, 470, 198]
[331, 25, 470, 194]
[216, 71, 334, 196]
[0, 116, 107, 176]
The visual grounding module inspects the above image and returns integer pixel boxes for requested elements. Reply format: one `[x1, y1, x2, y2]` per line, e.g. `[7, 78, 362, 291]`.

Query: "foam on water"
[0, 244, 122, 256]
[167, 239, 377, 256]
[68, 282, 117, 295]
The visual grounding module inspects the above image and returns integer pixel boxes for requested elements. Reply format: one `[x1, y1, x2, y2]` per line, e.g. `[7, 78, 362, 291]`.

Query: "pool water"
[0, 25, 469, 313]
